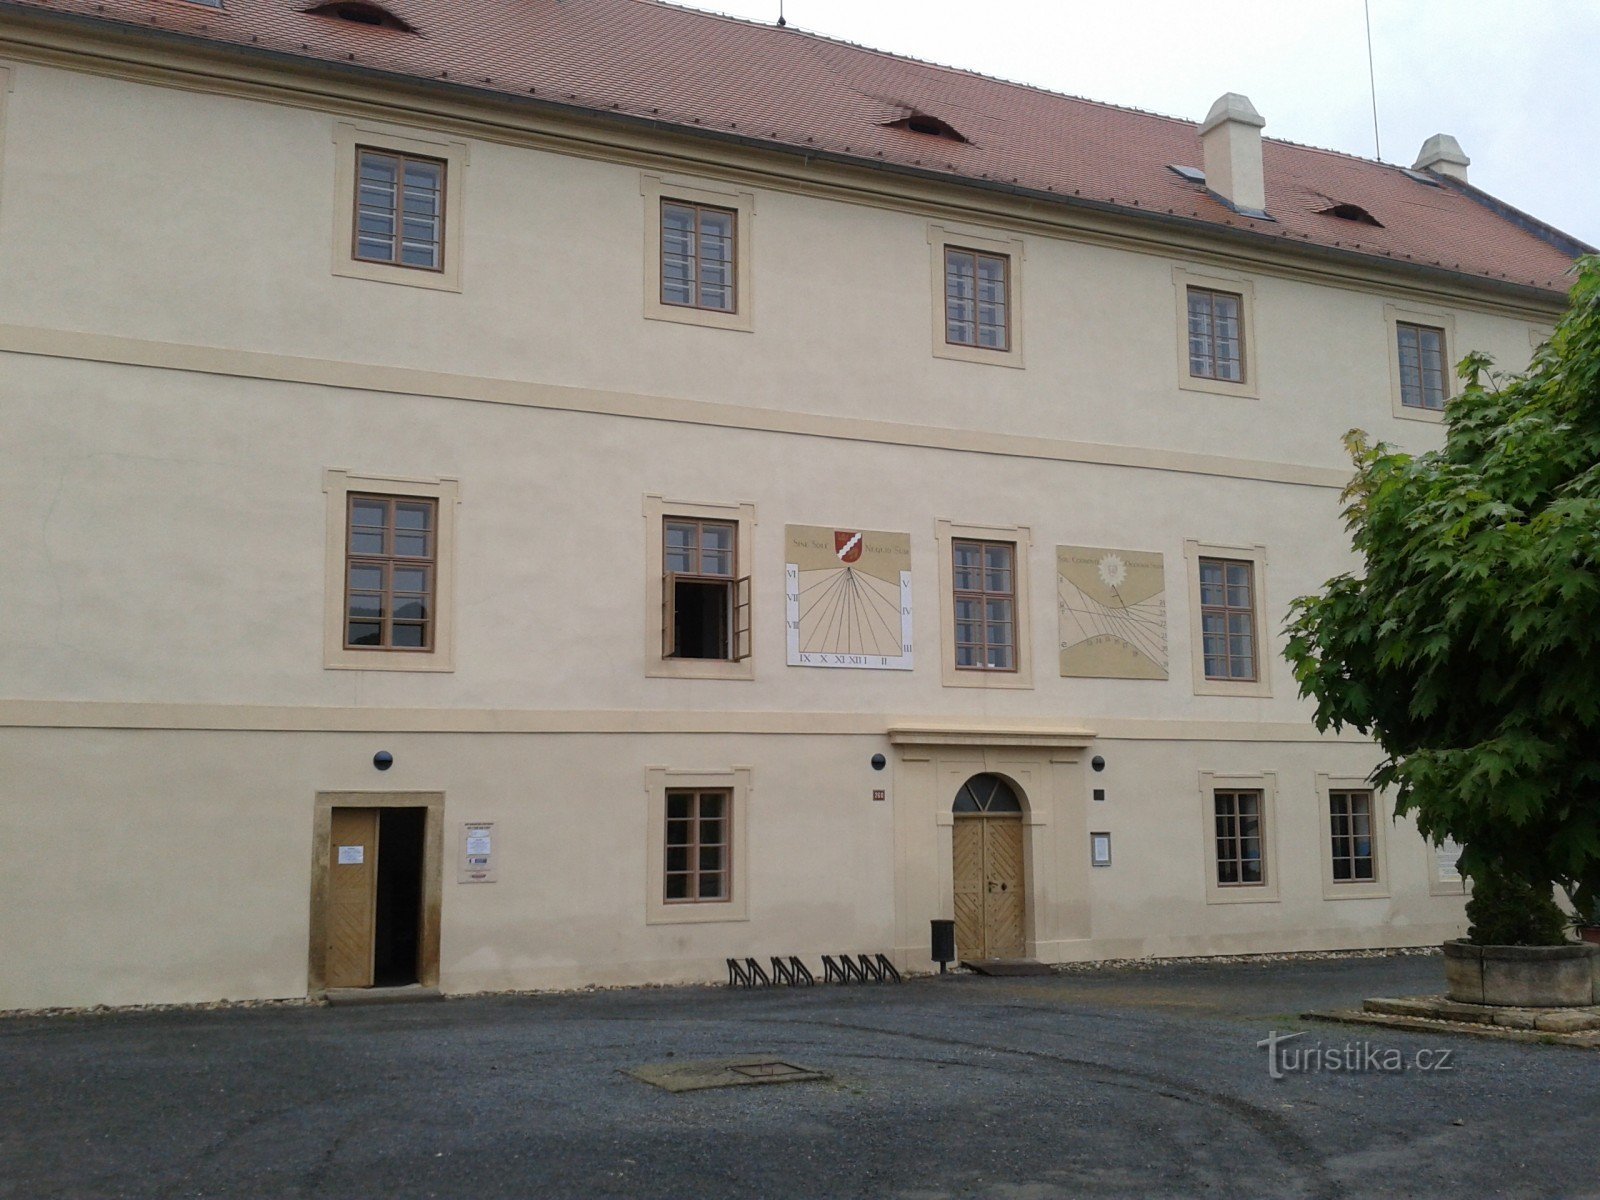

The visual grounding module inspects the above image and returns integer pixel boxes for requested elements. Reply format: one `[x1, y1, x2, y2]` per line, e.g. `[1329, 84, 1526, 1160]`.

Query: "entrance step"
[324, 984, 443, 1007]
[962, 959, 1053, 977]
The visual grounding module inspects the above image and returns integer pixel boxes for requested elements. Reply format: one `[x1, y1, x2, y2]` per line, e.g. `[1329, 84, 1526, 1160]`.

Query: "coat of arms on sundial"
[1056, 545, 1168, 679]
[785, 525, 912, 669]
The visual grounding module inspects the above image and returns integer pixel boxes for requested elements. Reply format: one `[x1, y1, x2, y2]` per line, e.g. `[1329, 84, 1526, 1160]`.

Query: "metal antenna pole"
[1364, 0, 1382, 160]
[777, 0, 786, 27]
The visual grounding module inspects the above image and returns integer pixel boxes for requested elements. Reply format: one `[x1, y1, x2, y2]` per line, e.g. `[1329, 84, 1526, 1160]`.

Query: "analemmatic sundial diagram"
[1056, 545, 1168, 679]
[785, 525, 913, 669]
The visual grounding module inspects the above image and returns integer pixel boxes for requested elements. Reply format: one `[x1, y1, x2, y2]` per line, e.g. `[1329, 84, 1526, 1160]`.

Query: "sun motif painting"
[785, 525, 913, 669]
[1057, 545, 1168, 679]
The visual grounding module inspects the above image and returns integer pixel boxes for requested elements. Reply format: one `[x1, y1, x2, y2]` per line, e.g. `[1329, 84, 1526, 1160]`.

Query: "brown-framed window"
[355, 147, 445, 271]
[944, 247, 1010, 350]
[1330, 790, 1377, 882]
[1214, 789, 1265, 886]
[663, 518, 751, 661]
[1186, 287, 1245, 382]
[665, 788, 730, 902]
[660, 200, 736, 312]
[1397, 321, 1448, 410]
[952, 538, 1015, 670]
[344, 494, 437, 651]
[1199, 556, 1257, 681]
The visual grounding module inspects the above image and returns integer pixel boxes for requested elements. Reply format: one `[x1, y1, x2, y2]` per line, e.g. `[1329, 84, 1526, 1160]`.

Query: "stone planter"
[1443, 939, 1599, 1007]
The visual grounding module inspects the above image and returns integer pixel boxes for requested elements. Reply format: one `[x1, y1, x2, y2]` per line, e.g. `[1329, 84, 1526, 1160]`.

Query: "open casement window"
[662, 518, 751, 661]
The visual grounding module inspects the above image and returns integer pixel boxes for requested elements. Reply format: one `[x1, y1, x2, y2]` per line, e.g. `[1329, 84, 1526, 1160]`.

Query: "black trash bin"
[930, 918, 956, 973]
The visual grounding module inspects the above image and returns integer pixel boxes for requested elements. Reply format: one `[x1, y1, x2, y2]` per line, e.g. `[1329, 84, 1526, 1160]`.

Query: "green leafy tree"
[1285, 256, 1600, 945]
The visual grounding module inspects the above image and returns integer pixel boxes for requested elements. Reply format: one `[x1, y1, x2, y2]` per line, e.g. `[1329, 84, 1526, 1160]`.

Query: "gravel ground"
[1, 953, 1595, 1200]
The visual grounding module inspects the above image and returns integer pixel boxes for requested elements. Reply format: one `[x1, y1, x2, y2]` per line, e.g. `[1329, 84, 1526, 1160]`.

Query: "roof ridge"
[641, 0, 1210, 129]
[640, 0, 1411, 170]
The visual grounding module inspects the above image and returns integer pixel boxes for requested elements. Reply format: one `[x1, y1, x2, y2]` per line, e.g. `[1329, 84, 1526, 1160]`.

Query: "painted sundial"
[785, 525, 912, 669]
[1056, 545, 1168, 679]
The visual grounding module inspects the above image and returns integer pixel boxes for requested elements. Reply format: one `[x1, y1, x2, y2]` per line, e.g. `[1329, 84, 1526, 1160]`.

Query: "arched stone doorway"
[951, 773, 1026, 960]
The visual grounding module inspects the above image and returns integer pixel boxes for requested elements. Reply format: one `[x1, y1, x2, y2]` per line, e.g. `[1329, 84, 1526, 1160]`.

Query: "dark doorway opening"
[374, 807, 425, 986]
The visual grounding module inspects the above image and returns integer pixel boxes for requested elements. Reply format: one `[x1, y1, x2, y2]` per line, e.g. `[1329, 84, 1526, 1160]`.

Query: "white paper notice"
[1436, 839, 1462, 882]
[1091, 833, 1112, 867]
[337, 845, 364, 865]
[466, 832, 492, 856]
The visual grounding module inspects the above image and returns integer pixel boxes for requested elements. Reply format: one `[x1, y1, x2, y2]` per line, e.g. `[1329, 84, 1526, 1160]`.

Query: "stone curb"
[1304, 1008, 1600, 1050]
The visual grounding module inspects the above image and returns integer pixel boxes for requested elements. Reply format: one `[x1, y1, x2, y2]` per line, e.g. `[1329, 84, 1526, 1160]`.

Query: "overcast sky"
[674, 0, 1600, 250]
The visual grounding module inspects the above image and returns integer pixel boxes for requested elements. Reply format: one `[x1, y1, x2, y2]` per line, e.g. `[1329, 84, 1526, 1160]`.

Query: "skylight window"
[1167, 164, 1206, 183]
[305, 2, 416, 32]
[883, 112, 967, 143]
[1317, 202, 1383, 228]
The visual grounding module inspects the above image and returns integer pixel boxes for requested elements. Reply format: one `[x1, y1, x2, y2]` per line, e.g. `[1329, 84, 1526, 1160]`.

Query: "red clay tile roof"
[6, 0, 1586, 296]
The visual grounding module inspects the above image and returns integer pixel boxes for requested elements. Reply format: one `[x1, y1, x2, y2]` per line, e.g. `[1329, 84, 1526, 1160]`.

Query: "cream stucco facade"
[0, 16, 1566, 1011]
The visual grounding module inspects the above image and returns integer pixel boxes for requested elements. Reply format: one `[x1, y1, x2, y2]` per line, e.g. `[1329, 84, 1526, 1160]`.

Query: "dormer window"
[305, 2, 417, 32]
[1318, 202, 1383, 228]
[884, 112, 967, 143]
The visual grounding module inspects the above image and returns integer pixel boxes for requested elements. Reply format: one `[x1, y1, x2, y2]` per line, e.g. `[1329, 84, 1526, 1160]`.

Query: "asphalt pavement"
[2, 954, 1596, 1199]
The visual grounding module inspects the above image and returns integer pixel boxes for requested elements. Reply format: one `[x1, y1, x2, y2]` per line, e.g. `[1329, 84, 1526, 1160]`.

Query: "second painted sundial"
[785, 525, 912, 669]
[1057, 545, 1168, 679]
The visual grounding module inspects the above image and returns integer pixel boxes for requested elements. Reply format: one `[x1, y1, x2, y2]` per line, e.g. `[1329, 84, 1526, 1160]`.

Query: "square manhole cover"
[626, 1058, 832, 1093]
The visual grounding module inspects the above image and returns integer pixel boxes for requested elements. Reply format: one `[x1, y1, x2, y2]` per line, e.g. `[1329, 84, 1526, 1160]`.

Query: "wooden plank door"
[327, 808, 379, 988]
[952, 818, 985, 960]
[983, 818, 1026, 959]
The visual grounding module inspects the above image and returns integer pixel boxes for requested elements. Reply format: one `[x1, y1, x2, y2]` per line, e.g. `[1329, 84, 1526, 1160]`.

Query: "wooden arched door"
[951, 774, 1026, 960]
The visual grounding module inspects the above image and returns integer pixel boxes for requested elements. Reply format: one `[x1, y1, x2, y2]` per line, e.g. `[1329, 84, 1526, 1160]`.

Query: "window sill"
[324, 650, 455, 673]
[1205, 886, 1281, 906]
[1193, 676, 1272, 698]
[1322, 882, 1392, 901]
[1393, 403, 1447, 424]
[647, 658, 756, 681]
[1178, 373, 1258, 400]
[932, 340, 1025, 369]
[944, 670, 1033, 690]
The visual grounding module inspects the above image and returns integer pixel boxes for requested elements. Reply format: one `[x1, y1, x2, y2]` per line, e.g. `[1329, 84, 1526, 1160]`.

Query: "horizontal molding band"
[0, 324, 1352, 489]
[0, 699, 1373, 744]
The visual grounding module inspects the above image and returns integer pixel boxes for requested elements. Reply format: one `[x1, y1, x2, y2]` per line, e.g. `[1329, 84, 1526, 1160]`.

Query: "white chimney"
[1413, 134, 1470, 183]
[1199, 92, 1267, 217]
